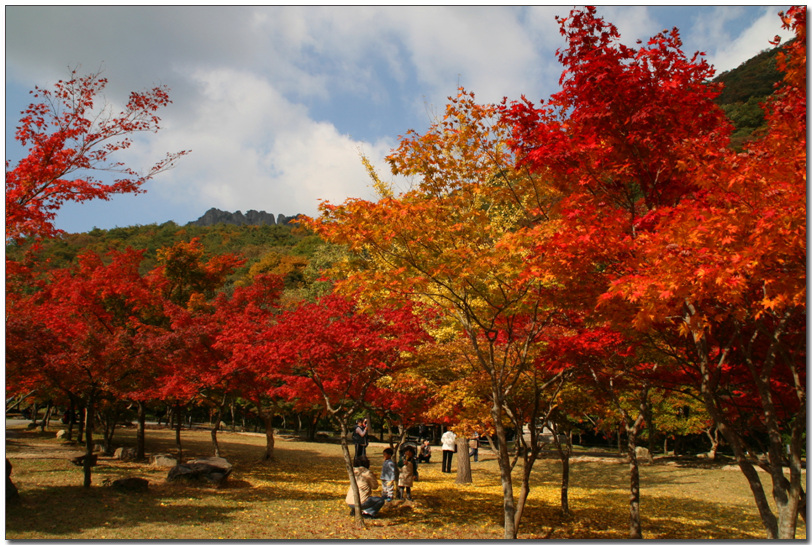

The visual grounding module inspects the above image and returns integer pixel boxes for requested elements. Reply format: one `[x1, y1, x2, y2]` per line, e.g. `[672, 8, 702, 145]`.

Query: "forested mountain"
[711, 40, 786, 147]
[5, 219, 335, 296]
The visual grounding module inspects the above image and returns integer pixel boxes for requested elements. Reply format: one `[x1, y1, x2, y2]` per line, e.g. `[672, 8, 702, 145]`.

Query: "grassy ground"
[5, 419, 806, 540]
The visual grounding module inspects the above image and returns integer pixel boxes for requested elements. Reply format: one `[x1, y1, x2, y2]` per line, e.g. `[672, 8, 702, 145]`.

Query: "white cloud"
[138, 68, 391, 218]
[6, 5, 792, 233]
[707, 7, 792, 74]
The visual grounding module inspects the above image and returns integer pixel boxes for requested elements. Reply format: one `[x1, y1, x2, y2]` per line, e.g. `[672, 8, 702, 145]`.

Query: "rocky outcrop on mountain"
[188, 208, 301, 227]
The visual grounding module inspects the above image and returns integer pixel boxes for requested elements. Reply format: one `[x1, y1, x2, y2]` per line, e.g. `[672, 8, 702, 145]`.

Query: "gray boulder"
[635, 446, 653, 463]
[151, 454, 177, 467]
[114, 447, 138, 461]
[167, 457, 232, 485]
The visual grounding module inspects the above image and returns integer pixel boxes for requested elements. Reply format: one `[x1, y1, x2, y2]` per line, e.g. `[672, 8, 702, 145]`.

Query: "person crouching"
[346, 456, 384, 518]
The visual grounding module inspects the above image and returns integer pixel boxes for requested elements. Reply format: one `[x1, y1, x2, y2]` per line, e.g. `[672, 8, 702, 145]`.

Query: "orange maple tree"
[307, 91, 562, 538]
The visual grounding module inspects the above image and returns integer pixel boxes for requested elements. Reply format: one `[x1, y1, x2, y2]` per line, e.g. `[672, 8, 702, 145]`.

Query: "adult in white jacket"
[441, 429, 457, 473]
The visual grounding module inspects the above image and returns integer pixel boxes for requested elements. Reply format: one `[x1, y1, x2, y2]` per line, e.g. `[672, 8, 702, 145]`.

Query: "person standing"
[441, 429, 457, 473]
[380, 448, 396, 501]
[353, 418, 369, 460]
[397, 446, 416, 500]
[469, 432, 480, 462]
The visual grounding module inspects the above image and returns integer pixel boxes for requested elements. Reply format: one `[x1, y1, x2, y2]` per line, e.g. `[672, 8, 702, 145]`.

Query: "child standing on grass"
[397, 446, 416, 501]
[380, 448, 396, 501]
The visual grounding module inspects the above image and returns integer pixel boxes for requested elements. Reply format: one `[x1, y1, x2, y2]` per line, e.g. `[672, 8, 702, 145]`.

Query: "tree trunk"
[230, 399, 237, 432]
[554, 429, 573, 515]
[705, 427, 719, 460]
[307, 414, 318, 441]
[136, 401, 146, 461]
[261, 412, 275, 461]
[102, 405, 119, 455]
[491, 395, 517, 539]
[77, 403, 86, 444]
[66, 397, 76, 441]
[645, 405, 655, 453]
[83, 390, 96, 488]
[211, 405, 223, 458]
[455, 436, 473, 484]
[627, 427, 642, 539]
[175, 404, 184, 462]
[39, 401, 53, 432]
[340, 418, 366, 529]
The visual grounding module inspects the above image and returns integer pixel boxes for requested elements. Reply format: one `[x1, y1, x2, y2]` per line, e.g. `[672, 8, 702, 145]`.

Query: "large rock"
[635, 446, 653, 463]
[167, 457, 233, 485]
[114, 447, 138, 461]
[151, 454, 177, 467]
[189, 208, 278, 227]
[111, 477, 149, 493]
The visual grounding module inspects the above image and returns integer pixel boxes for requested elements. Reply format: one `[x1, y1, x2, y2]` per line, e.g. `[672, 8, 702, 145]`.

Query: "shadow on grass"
[5, 424, 798, 540]
[5, 484, 244, 536]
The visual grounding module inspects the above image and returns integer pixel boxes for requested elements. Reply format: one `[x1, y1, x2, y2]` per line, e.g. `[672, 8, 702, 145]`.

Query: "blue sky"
[5, 5, 793, 233]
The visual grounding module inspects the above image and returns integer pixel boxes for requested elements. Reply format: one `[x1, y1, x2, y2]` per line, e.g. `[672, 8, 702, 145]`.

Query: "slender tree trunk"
[231, 399, 237, 432]
[704, 427, 719, 460]
[339, 418, 366, 529]
[307, 414, 318, 441]
[83, 389, 96, 488]
[513, 453, 535, 532]
[136, 401, 146, 461]
[211, 404, 223, 458]
[39, 401, 53, 432]
[560, 452, 571, 515]
[66, 397, 76, 441]
[554, 430, 573, 515]
[491, 395, 517, 539]
[175, 404, 184, 462]
[102, 405, 119, 455]
[645, 406, 655, 453]
[77, 404, 86, 444]
[627, 426, 642, 539]
[455, 436, 473, 484]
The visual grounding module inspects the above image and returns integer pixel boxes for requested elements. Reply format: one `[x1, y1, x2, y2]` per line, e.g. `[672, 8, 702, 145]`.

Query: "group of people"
[346, 419, 484, 517]
[346, 447, 418, 518]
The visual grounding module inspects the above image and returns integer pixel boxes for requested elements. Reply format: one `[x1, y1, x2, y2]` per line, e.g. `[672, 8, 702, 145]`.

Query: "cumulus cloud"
[706, 6, 792, 74]
[6, 5, 790, 233]
[141, 67, 392, 217]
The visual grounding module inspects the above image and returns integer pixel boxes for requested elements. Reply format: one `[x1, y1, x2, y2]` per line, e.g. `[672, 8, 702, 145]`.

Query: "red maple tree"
[6, 69, 189, 241]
